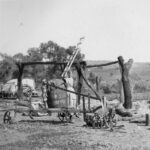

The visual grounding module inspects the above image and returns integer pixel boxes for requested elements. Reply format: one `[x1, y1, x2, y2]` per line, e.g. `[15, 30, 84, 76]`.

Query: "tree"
[0, 53, 18, 82]
[38, 41, 85, 79]
[0, 40, 85, 85]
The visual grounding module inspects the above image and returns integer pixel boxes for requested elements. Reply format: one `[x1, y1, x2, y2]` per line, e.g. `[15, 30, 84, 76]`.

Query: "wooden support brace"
[88, 93, 90, 111]
[146, 114, 150, 126]
[82, 96, 86, 121]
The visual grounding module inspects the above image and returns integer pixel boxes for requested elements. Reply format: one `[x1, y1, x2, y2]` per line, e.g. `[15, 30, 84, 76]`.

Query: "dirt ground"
[0, 101, 150, 150]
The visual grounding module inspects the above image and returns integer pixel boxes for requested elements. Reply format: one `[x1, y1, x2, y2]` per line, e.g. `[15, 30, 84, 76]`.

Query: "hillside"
[86, 60, 150, 82]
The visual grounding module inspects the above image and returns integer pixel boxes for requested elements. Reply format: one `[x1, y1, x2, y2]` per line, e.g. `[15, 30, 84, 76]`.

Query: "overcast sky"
[0, 0, 150, 62]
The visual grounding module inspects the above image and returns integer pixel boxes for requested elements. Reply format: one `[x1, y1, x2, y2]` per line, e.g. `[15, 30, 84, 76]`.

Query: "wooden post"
[80, 67, 101, 101]
[117, 79, 124, 104]
[16, 62, 24, 100]
[75, 62, 85, 105]
[96, 76, 101, 92]
[82, 96, 86, 121]
[88, 93, 90, 111]
[146, 114, 150, 126]
[118, 56, 133, 109]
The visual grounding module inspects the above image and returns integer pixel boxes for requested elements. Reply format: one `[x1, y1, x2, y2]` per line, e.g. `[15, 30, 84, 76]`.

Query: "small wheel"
[98, 118, 103, 128]
[92, 114, 100, 129]
[3, 111, 11, 124]
[92, 120, 96, 129]
[112, 115, 117, 127]
[58, 112, 65, 122]
[28, 110, 34, 119]
[65, 111, 72, 123]
[103, 115, 110, 128]
[92, 120, 101, 129]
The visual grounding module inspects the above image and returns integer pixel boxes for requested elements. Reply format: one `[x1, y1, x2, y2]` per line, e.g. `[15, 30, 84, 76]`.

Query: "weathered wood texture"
[16, 62, 24, 100]
[80, 68, 101, 101]
[75, 63, 84, 105]
[96, 76, 101, 92]
[118, 56, 133, 109]
[86, 61, 118, 68]
[117, 79, 124, 104]
[82, 96, 86, 121]
[146, 114, 150, 126]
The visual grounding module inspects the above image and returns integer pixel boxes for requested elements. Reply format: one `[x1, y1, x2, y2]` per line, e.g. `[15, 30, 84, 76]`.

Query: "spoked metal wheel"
[28, 110, 34, 120]
[65, 111, 72, 123]
[111, 114, 117, 127]
[58, 112, 65, 122]
[3, 111, 12, 124]
[92, 114, 102, 129]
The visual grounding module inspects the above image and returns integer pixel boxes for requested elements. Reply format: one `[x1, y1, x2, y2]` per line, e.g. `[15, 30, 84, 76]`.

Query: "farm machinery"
[85, 106, 117, 130]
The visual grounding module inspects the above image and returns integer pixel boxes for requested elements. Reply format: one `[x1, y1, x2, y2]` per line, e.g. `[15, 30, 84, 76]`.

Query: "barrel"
[47, 79, 68, 108]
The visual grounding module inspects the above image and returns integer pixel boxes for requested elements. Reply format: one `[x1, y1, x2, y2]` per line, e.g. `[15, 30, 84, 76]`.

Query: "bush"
[100, 83, 112, 94]
[133, 82, 148, 93]
[111, 82, 120, 93]
[100, 81, 120, 94]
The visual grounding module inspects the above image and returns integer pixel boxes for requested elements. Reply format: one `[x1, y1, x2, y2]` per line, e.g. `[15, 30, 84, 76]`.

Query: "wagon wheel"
[111, 114, 117, 127]
[28, 110, 34, 120]
[3, 111, 12, 124]
[65, 111, 72, 123]
[103, 115, 110, 128]
[98, 117, 104, 128]
[107, 112, 117, 127]
[92, 120, 97, 129]
[58, 112, 65, 122]
[92, 114, 101, 129]
[23, 85, 32, 100]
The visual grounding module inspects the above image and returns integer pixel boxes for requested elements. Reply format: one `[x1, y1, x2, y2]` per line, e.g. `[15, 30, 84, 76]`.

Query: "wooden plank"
[88, 93, 90, 111]
[86, 61, 118, 68]
[82, 96, 86, 121]
[146, 114, 150, 126]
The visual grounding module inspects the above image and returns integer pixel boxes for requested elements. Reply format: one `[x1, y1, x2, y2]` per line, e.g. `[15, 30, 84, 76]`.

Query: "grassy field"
[87, 60, 150, 81]
[84, 60, 150, 100]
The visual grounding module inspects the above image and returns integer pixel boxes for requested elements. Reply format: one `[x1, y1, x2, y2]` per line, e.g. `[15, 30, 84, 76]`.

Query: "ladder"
[61, 37, 84, 78]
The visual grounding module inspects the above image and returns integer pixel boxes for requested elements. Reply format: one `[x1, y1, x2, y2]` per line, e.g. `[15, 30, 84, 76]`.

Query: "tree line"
[0, 40, 85, 84]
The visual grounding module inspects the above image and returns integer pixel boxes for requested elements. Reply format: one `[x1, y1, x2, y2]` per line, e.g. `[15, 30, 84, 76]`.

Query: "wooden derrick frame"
[0, 56, 133, 125]
[15, 56, 133, 110]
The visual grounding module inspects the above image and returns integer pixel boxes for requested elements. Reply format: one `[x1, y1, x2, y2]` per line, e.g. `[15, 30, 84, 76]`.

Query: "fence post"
[16, 62, 24, 100]
[75, 63, 83, 105]
[146, 114, 150, 126]
[96, 76, 101, 92]
[88, 93, 90, 111]
[118, 56, 133, 109]
[82, 96, 86, 121]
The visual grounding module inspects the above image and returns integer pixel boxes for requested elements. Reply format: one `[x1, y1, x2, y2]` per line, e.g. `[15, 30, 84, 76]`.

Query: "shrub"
[100, 83, 112, 94]
[133, 81, 149, 93]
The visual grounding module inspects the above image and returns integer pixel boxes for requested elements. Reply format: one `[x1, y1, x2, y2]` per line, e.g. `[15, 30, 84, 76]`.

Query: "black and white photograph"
[0, 0, 150, 149]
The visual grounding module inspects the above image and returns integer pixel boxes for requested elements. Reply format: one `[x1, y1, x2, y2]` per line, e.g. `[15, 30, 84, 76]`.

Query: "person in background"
[41, 79, 48, 109]
[64, 71, 77, 109]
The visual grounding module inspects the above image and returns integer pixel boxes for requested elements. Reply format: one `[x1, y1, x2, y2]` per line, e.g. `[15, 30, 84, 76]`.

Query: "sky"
[0, 0, 150, 62]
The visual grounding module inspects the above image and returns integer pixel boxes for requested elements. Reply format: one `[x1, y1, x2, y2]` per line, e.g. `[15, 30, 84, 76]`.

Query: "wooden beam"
[21, 61, 87, 67]
[86, 61, 118, 68]
[49, 83, 100, 101]
[16, 62, 24, 100]
[80, 68, 101, 101]
[18, 60, 118, 69]
[82, 96, 86, 121]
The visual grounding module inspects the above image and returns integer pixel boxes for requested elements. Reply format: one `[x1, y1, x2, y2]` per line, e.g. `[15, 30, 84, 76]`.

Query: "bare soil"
[0, 101, 150, 150]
